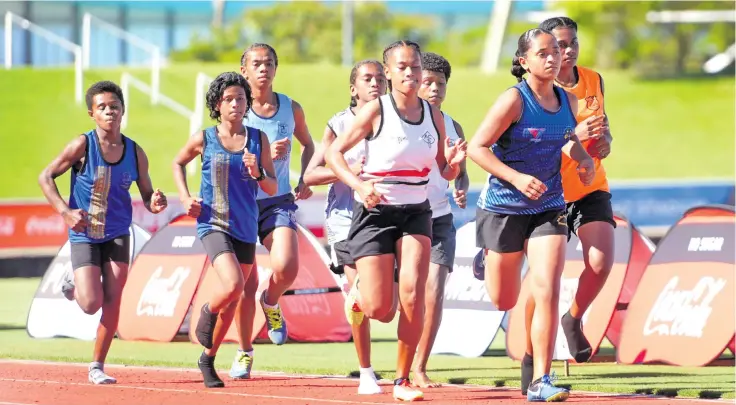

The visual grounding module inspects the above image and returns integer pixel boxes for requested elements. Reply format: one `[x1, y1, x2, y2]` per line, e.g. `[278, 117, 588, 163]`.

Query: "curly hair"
[205, 72, 253, 121]
[421, 52, 451, 82]
[85, 80, 124, 110]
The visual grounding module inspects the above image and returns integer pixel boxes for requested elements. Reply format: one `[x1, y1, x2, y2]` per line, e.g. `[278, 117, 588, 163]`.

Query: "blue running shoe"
[229, 350, 254, 379]
[261, 291, 288, 345]
[526, 373, 569, 402]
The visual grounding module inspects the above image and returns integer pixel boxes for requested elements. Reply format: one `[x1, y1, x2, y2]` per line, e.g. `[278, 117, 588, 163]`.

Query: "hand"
[444, 137, 467, 168]
[453, 189, 467, 208]
[574, 115, 607, 142]
[62, 209, 88, 233]
[588, 134, 611, 159]
[577, 158, 596, 186]
[358, 178, 385, 209]
[183, 196, 202, 218]
[350, 156, 365, 176]
[150, 188, 168, 214]
[294, 180, 313, 200]
[511, 174, 547, 200]
[270, 138, 291, 160]
[243, 151, 261, 178]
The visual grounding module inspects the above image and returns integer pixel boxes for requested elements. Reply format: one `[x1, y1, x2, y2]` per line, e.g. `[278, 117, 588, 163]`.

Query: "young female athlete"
[40, 80, 168, 384]
[413, 51, 470, 388]
[540, 16, 615, 365]
[326, 40, 467, 402]
[172, 72, 277, 388]
[226, 42, 316, 379]
[303, 59, 389, 395]
[467, 29, 595, 402]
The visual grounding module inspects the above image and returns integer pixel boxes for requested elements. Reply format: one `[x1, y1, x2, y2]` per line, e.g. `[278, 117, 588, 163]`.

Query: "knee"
[361, 296, 394, 321]
[272, 258, 299, 282]
[78, 295, 103, 315]
[588, 254, 613, 276]
[491, 296, 517, 312]
[223, 276, 246, 298]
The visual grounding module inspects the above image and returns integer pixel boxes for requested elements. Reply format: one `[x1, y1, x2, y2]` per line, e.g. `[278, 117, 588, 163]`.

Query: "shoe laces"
[236, 352, 253, 368]
[265, 306, 283, 329]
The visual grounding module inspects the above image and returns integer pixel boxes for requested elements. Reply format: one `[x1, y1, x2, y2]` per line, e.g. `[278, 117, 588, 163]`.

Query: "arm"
[562, 92, 594, 162]
[599, 74, 613, 143]
[257, 131, 278, 195]
[135, 144, 167, 213]
[467, 89, 524, 183]
[172, 131, 205, 202]
[326, 99, 380, 191]
[431, 105, 460, 181]
[292, 100, 316, 184]
[452, 119, 470, 193]
[303, 126, 341, 187]
[38, 135, 87, 217]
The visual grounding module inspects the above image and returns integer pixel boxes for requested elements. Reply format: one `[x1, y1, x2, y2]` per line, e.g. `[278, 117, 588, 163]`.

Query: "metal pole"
[4, 12, 12, 69]
[341, 0, 353, 68]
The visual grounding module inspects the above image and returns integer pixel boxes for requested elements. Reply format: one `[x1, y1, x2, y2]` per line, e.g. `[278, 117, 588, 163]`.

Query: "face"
[218, 85, 248, 122]
[385, 46, 422, 94]
[88, 92, 124, 132]
[240, 47, 277, 88]
[350, 63, 387, 106]
[418, 70, 447, 107]
[552, 27, 579, 68]
[519, 33, 561, 82]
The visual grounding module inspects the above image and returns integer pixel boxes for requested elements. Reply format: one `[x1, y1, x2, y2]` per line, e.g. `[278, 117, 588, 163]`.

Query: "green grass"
[1, 277, 733, 400]
[0, 64, 733, 198]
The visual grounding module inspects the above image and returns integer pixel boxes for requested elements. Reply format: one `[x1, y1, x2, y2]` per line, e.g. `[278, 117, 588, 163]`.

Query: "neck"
[251, 85, 275, 105]
[526, 76, 555, 99]
[96, 127, 122, 143]
[218, 119, 244, 135]
[556, 66, 576, 86]
[392, 89, 420, 109]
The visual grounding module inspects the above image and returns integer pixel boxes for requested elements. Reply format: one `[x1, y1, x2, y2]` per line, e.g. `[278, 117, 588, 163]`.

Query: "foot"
[358, 371, 382, 395]
[198, 353, 224, 388]
[521, 353, 534, 396]
[61, 267, 75, 301]
[561, 311, 592, 363]
[88, 365, 116, 385]
[412, 371, 441, 388]
[261, 291, 288, 345]
[526, 374, 569, 402]
[229, 350, 254, 379]
[393, 378, 424, 401]
[344, 275, 364, 326]
[195, 303, 218, 349]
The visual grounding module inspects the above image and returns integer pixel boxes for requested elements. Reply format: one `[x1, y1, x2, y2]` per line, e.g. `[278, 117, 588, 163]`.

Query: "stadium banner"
[618, 205, 735, 366]
[505, 214, 654, 362]
[118, 216, 207, 342]
[26, 223, 150, 340]
[448, 180, 735, 233]
[431, 221, 505, 358]
[0, 196, 328, 252]
[185, 223, 352, 344]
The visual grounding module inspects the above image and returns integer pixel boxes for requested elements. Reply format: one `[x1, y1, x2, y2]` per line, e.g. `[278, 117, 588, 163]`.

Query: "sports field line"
[1, 359, 731, 403]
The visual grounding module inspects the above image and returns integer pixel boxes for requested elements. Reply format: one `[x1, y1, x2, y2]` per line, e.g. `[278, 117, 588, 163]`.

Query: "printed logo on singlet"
[421, 131, 436, 148]
[564, 127, 574, 140]
[278, 122, 289, 136]
[121, 172, 133, 189]
[585, 95, 600, 111]
[524, 128, 545, 143]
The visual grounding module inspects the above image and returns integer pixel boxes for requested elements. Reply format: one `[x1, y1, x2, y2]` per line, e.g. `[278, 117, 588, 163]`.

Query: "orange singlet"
[557, 65, 610, 203]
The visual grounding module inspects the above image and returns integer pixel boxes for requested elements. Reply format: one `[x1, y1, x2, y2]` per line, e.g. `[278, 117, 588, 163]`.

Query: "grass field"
[0, 64, 733, 199]
[0, 277, 733, 400]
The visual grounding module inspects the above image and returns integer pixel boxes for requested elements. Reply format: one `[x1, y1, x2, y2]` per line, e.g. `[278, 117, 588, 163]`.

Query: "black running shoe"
[196, 303, 218, 349]
[561, 311, 592, 363]
[521, 352, 534, 396]
[198, 352, 224, 388]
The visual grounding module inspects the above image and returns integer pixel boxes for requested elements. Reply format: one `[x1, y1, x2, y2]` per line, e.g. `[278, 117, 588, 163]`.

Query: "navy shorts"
[257, 193, 298, 244]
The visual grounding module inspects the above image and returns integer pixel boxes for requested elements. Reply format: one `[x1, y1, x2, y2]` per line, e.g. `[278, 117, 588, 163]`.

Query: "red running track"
[0, 360, 726, 405]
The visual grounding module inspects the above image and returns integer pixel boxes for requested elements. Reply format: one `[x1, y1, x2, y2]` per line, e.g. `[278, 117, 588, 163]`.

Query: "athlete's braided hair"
[240, 43, 279, 67]
[511, 28, 553, 82]
[382, 40, 422, 90]
[539, 16, 578, 33]
[349, 59, 383, 108]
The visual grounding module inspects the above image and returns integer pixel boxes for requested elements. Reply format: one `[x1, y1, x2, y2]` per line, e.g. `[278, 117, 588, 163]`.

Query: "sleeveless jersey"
[478, 80, 577, 215]
[243, 93, 295, 200]
[68, 130, 138, 243]
[197, 126, 262, 244]
[324, 107, 366, 244]
[359, 94, 438, 205]
[427, 112, 460, 218]
[556, 66, 610, 203]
